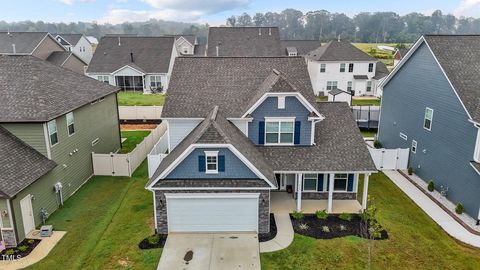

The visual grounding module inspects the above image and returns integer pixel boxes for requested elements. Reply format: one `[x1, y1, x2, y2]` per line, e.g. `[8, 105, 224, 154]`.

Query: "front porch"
[270, 192, 362, 214]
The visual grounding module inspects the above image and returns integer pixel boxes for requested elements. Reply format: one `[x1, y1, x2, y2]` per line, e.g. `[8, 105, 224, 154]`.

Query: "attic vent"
[272, 69, 280, 75]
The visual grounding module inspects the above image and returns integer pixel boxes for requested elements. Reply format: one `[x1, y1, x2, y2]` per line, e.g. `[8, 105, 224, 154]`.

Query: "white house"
[54, 34, 93, 64]
[305, 40, 389, 97]
[85, 36, 178, 93]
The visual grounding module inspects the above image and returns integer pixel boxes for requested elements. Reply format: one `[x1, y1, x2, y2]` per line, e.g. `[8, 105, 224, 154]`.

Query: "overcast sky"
[1, 0, 478, 25]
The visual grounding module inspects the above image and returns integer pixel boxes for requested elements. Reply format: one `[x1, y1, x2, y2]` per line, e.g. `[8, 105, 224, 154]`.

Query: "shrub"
[339, 212, 353, 222]
[292, 211, 304, 220]
[322, 226, 330, 233]
[298, 223, 309, 231]
[340, 225, 348, 231]
[27, 239, 35, 245]
[455, 203, 464, 215]
[427, 180, 434, 192]
[373, 140, 383, 149]
[315, 210, 328, 220]
[147, 235, 160, 245]
[408, 167, 413, 175]
[5, 249, 15, 255]
[17, 245, 28, 252]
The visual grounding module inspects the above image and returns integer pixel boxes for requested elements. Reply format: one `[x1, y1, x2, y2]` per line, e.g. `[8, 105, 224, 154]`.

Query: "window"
[97, 75, 109, 84]
[66, 112, 75, 136]
[340, 63, 346, 73]
[326, 81, 338, 91]
[277, 96, 285, 109]
[348, 63, 354, 72]
[320, 63, 326, 73]
[150, 76, 162, 89]
[303, 174, 317, 191]
[205, 151, 218, 173]
[411, 140, 417, 153]
[474, 128, 480, 162]
[424, 107, 434, 131]
[334, 174, 348, 191]
[47, 120, 58, 146]
[347, 81, 353, 91]
[265, 120, 294, 145]
[368, 63, 374, 72]
[400, 132, 408, 140]
[366, 81, 372, 92]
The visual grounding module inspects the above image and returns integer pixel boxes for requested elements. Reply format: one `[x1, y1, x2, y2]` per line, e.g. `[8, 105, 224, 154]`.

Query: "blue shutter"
[294, 121, 301, 144]
[218, 155, 225, 172]
[317, 174, 324, 191]
[198, 155, 205, 172]
[327, 174, 330, 191]
[259, 121, 265, 144]
[347, 174, 354, 192]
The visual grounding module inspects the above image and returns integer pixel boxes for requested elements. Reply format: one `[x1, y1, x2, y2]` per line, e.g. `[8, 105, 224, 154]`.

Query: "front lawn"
[261, 172, 480, 269]
[117, 92, 165, 106]
[352, 99, 381, 106]
[119, 130, 151, 153]
[361, 129, 377, 138]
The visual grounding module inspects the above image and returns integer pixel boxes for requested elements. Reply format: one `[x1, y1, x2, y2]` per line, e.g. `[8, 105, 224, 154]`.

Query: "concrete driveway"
[157, 233, 260, 270]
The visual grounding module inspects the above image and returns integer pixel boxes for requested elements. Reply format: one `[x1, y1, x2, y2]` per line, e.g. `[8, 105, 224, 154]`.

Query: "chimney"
[11, 44, 16, 54]
[118, 36, 121, 46]
[269, 28, 271, 35]
[130, 52, 134, 62]
[258, 28, 261, 36]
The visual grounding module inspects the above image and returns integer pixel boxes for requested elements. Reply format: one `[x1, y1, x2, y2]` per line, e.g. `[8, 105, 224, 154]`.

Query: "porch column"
[327, 173, 334, 213]
[362, 173, 370, 210]
[296, 173, 302, 211]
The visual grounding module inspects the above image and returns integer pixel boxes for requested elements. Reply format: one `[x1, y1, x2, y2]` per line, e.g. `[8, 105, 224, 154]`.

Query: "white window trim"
[320, 63, 326, 73]
[47, 120, 58, 147]
[205, 151, 219, 174]
[333, 174, 348, 192]
[474, 128, 480, 163]
[326, 81, 338, 91]
[400, 132, 408, 140]
[411, 140, 417, 154]
[303, 174, 318, 192]
[66, 112, 75, 137]
[264, 117, 295, 146]
[424, 107, 434, 131]
[340, 63, 346, 72]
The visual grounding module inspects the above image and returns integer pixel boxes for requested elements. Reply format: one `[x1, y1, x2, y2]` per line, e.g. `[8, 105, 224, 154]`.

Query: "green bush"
[5, 249, 15, 255]
[427, 180, 434, 192]
[408, 167, 413, 175]
[27, 239, 35, 245]
[147, 235, 160, 245]
[315, 210, 328, 220]
[339, 212, 353, 222]
[18, 245, 28, 252]
[298, 223, 309, 230]
[455, 203, 464, 215]
[373, 140, 383, 149]
[291, 211, 304, 220]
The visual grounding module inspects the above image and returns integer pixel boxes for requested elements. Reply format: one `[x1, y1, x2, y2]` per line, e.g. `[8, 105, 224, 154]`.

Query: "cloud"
[58, 0, 95, 5]
[454, 0, 480, 17]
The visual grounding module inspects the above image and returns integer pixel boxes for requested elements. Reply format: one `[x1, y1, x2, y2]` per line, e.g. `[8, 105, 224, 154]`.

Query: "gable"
[112, 65, 145, 76]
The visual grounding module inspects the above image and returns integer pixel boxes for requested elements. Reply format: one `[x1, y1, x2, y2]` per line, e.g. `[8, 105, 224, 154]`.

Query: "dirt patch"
[259, 214, 277, 242]
[120, 124, 157, 131]
[0, 238, 41, 260]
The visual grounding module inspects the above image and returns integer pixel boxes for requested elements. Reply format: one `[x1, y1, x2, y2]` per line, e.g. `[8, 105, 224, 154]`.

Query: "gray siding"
[1, 123, 48, 157]
[248, 96, 311, 145]
[168, 119, 202, 150]
[165, 148, 258, 179]
[379, 43, 480, 217]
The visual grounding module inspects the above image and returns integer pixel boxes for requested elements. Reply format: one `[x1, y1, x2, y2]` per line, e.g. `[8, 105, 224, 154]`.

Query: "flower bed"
[290, 214, 388, 240]
[259, 214, 277, 242]
[138, 234, 168, 249]
[0, 238, 41, 260]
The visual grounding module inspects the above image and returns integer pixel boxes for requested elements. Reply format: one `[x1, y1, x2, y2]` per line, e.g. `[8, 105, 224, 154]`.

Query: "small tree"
[427, 180, 434, 192]
[360, 196, 383, 270]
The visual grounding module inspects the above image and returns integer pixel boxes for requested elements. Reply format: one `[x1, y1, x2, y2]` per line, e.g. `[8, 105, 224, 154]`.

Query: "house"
[393, 48, 410, 67]
[0, 31, 87, 74]
[170, 35, 198, 55]
[378, 35, 480, 219]
[206, 27, 283, 56]
[305, 40, 389, 97]
[0, 55, 121, 247]
[145, 56, 376, 234]
[54, 33, 94, 64]
[280, 40, 322, 56]
[86, 36, 178, 93]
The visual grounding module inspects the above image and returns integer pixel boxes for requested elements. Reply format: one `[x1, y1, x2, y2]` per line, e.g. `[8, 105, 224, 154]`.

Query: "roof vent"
[210, 106, 219, 121]
[11, 44, 16, 54]
[130, 52, 134, 62]
[118, 36, 121, 46]
[272, 69, 280, 75]
[215, 45, 219, 57]
[258, 28, 261, 36]
[269, 28, 271, 35]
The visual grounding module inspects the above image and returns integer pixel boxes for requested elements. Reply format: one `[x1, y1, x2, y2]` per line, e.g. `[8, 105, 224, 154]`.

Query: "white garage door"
[166, 193, 259, 232]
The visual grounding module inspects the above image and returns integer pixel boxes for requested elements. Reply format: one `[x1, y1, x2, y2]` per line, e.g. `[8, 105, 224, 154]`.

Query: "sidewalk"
[384, 170, 480, 248]
[260, 213, 294, 253]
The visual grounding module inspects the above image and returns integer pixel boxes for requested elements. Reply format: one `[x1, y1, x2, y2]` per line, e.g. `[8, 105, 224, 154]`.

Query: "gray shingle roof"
[0, 32, 49, 54]
[0, 126, 57, 198]
[306, 40, 377, 62]
[162, 57, 316, 118]
[86, 36, 175, 74]
[373, 61, 389, 80]
[207, 27, 282, 56]
[397, 48, 409, 58]
[424, 35, 480, 123]
[54, 34, 83, 45]
[46, 51, 72, 65]
[0, 55, 118, 122]
[354, 75, 369, 80]
[471, 162, 480, 175]
[259, 102, 377, 172]
[280, 40, 322, 56]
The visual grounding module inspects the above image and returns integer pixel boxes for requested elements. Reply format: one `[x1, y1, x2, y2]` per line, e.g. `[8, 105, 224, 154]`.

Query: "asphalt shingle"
[280, 40, 321, 56]
[306, 40, 377, 62]
[0, 31, 49, 54]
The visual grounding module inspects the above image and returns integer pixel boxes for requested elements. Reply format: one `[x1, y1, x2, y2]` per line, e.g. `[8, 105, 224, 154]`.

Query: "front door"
[279, 174, 287, 190]
[20, 195, 35, 236]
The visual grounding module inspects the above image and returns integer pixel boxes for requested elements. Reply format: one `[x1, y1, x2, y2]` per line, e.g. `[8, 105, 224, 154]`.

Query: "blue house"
[146, 57, 376, 234]
[378, 35, 480, 218]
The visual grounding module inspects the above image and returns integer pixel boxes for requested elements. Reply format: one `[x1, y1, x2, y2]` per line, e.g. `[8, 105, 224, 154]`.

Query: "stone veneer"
[154, 189, 270, 234]
[294, 192, 357, 200]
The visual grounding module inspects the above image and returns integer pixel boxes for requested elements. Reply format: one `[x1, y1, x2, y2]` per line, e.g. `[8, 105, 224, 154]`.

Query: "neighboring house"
[393, 48, 410, 67]
[0, 55, 121, 247]
[305, 40, 388, 97]
[54, 33, 94, 64]
[378, 35, 480, 218]
[0, 31, 87, 74]
[206, 27, 283, 56]
[280, 40, 322, 56]
[170, 35, 198, 55]
[86, 36, 178, 93]
[146, 57, 376, 234]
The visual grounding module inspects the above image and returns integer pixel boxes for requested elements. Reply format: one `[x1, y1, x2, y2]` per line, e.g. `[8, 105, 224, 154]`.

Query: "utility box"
[40, 225, 53, 237]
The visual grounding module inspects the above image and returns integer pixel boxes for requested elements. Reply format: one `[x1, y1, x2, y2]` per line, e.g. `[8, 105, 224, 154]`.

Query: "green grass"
[361, 130, 377, 138]
[316, 96, 328, 102]
[117, 92, 165, 106]
[352, 99, 381, 106]
[261, 172, 480, 270]
[119, 131, 151, 154]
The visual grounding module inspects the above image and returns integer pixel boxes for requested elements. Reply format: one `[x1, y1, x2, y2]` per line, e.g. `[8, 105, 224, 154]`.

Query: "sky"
[0, 0, 478, 25]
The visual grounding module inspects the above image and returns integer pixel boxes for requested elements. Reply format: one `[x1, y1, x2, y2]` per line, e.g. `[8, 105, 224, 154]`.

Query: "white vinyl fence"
[118, 106, 162, 120]
[368, 146, 409, 170]
[92, 122, 167, 176]
[147, 131, 169, 178]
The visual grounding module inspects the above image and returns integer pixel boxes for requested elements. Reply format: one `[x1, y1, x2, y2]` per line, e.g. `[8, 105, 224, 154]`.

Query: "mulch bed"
[138, 234, 168, 249]
[259, 213, 277, 242]
[290, 214, 388, 240]
[0, 238, 41, 260]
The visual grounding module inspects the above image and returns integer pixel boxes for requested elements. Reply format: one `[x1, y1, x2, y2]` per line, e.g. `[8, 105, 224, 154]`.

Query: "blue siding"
[379, 43, 480, 217]
[248, 96, 312, 145]
[165, 148, 258, 179]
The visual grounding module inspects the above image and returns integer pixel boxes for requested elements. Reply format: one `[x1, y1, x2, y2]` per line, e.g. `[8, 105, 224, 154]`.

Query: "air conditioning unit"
[40, 225, 53, 237]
